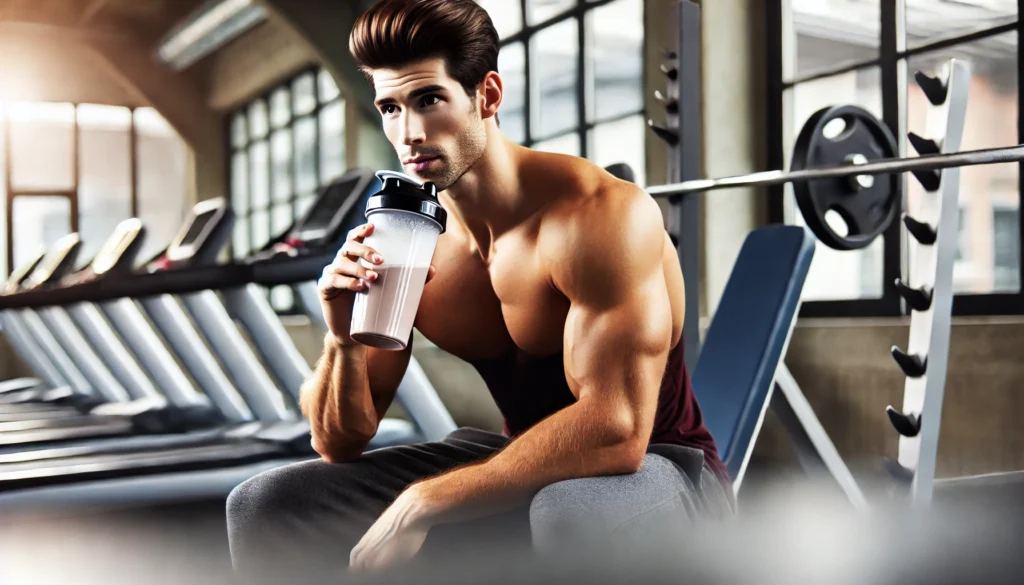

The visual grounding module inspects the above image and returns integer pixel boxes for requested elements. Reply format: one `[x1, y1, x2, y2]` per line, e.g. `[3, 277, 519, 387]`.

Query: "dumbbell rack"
[885, 59, 971, 506]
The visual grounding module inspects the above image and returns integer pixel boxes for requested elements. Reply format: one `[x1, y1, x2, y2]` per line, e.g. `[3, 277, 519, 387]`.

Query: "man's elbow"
[599, 410, 649, 474]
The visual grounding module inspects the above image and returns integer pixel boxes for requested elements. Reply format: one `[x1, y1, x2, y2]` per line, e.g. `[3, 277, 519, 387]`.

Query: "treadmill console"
[62, 218, 146, 287]
[4, 253, 45, 294]
[24, 233, 82, 290]
[251, 169, 377, 261]
[147, 198, 233, 272]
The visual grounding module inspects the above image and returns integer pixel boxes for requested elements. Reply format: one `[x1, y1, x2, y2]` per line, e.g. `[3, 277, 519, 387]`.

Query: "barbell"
[647, 104, 1024, 250]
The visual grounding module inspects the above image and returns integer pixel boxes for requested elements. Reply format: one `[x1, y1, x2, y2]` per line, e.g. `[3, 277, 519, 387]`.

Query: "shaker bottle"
[349, 170, 448, 350]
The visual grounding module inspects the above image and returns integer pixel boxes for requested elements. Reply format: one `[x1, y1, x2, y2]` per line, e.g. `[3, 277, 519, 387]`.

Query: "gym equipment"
[0, 169, 451, 495]
[655, 54, 1005, 507]
[790, 105, 900, 251]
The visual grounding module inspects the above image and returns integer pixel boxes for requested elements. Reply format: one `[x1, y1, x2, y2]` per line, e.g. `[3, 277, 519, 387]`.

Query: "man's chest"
[413, 234, 568, 361]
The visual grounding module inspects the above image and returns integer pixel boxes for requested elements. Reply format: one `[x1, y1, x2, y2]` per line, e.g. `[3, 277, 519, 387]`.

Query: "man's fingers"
[317, 273, 369, 297]
[346, 223, 374, 244]
[340, 241, 384, 265]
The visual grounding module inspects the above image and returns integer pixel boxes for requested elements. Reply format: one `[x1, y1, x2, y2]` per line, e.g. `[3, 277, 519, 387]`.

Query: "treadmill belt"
[0, 420, 134, 445]
[0, 441, 289, 491]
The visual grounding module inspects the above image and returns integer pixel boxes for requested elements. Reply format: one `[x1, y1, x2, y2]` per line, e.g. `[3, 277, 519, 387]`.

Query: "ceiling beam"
[0, 20, 129, 44]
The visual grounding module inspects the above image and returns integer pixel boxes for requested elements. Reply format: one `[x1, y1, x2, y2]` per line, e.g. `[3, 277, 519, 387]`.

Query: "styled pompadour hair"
[349, 0, 500, 96]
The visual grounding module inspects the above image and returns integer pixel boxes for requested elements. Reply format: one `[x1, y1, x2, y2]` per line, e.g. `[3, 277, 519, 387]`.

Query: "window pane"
[248, 99, 269, 140]
[270, 129, 293, 203]
[319, 100, 346, 184]
[787, 0, 879, 81]
[0, 104, 6, 274]
[249, 140, 270, 209]
[293, 72, 317, 116]
[231, 151, 249, 215]
[498, 42, 527, 144]
[233, 217, 250, 260]
[907, 1, 1017, 50]
[295, 194, 317, 219]
[589, 115, 645, 187]
[8, 102, 75, 191]
[293, 116, 317, 194]
[135, 108, 188, 262]
[587, 0, 643, 122]
[479, 0, 523, 39]
[527, 0, 576, 25]
[271, 202, 293, 238]
[271, 286, 294, 312]
[269, 87, 291, 130]
[78, 105, 132, 264]
[533, 132, 580, 156]
[318, 69, 341, 103]
[12, 196, 71, 273]
[783, 67, 883, 301]
[532, 18, 579, 139]
[251, 209, 270, 250]
[993, 208, 1020, 293]
[908, 33, 1019, 294]
[231, 112, 248, 149]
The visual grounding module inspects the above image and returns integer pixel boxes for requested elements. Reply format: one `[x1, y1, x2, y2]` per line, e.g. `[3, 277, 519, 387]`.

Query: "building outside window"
[770, 0, 1020, 316]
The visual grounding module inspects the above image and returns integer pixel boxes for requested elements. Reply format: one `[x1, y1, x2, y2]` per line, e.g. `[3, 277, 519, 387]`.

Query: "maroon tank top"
[467, 341, 729, 483]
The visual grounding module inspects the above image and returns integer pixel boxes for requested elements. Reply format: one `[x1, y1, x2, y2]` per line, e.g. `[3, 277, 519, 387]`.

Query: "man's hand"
[349, 486, 431, 571]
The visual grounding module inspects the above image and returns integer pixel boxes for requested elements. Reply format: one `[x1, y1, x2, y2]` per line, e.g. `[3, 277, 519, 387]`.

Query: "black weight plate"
[791, 105, 900, 250]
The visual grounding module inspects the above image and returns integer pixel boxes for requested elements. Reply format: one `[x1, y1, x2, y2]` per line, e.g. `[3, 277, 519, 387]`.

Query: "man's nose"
[400, 112, 425, 145]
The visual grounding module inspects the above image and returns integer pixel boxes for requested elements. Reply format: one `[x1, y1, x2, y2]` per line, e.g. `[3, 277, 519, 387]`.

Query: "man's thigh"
[529, 450, 729, 553]
[226, 428, 508, 577]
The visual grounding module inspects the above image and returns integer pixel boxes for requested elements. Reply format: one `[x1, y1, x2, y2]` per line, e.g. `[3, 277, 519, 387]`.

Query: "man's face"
[372, 58, 487, 190]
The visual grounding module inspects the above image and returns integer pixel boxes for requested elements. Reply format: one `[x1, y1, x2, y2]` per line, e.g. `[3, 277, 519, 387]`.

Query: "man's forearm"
[409, 397, 647, 527]
[301, 334, 379, 461]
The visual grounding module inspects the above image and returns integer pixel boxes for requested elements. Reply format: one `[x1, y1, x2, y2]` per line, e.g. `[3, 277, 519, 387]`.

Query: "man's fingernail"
[367, 271, 377, 280]
[372, 254, 383, 264]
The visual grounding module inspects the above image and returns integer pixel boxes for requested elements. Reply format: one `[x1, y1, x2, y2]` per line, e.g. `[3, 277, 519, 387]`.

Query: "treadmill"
[0, 169, 453, 493]
[0, 227, 216, 447]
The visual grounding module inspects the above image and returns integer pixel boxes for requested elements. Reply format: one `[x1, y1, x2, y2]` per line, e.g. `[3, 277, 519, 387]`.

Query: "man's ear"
[479, 71, 503, 120]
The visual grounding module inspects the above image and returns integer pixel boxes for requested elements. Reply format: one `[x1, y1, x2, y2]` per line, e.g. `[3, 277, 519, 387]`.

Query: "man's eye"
[381, 104, 398, 115]
[420, 95, 441, 107]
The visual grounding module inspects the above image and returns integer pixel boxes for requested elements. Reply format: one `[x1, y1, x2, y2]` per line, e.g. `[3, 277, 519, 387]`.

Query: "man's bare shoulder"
[524, 152, 665, 294]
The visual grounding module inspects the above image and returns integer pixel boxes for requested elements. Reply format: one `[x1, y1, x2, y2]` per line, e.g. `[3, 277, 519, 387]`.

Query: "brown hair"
[349, 0, 500, 96]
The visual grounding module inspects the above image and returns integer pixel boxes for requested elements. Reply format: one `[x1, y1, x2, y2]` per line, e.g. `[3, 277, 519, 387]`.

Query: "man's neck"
[441, 129, 526, 240]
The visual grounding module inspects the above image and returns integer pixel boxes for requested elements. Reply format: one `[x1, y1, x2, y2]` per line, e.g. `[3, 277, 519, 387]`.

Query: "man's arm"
[407, 189, 674, 525]
[300, 336, 412, 463]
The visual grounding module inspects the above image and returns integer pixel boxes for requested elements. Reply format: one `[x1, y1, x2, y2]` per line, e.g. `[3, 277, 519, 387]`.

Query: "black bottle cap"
[364, 170, 447, 233]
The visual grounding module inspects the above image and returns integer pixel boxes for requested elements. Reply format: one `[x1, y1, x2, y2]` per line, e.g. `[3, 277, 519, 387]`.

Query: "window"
[479, 0, 647, 185]
[0, 102, 187, 277]
[229, 67, 345, 312]
[770, 2, 1022, 316]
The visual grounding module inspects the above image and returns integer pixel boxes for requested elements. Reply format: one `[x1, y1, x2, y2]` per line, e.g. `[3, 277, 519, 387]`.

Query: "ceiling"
[0, 0, 205, 44]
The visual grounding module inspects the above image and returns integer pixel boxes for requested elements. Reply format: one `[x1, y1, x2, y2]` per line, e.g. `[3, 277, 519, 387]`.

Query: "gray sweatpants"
[226, 428, 733, 580]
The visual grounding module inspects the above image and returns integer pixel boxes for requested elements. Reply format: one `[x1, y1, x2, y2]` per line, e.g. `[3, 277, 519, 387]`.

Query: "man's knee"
[226, 459, 337, 541]
[529, 454, 698, 550]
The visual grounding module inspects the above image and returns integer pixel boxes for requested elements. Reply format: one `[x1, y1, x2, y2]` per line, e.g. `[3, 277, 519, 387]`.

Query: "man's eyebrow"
[375, 85, 448, 107]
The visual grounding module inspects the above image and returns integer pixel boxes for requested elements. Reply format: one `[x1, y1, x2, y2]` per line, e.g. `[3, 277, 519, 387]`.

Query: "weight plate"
[791, 105, 901, 250]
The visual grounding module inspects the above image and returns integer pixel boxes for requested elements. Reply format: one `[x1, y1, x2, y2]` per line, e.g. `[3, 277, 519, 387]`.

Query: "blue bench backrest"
[691, 225, 815, 481]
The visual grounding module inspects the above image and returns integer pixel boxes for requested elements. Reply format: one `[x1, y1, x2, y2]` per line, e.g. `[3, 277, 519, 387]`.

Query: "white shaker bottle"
[349, 170, 448, 350]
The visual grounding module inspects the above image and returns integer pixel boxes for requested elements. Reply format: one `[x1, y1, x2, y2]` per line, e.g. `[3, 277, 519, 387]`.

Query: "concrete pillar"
[699, 0, 769, 316]
[255, 0, 397, 171]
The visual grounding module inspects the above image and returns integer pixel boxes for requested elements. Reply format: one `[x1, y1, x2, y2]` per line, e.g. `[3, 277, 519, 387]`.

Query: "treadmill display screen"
[91, 219, 142, 274]
[299, 177, 360, 233]
[179, 209, 216, 247]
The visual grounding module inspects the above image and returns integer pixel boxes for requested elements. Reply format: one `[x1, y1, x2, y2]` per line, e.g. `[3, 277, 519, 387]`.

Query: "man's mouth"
[404, 156, 441, 173]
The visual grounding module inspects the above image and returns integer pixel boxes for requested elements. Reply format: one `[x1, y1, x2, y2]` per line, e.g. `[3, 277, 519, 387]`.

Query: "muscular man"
[227, 0, 733, 577]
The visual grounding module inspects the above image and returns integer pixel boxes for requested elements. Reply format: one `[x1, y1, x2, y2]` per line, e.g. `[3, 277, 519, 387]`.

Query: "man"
[226, 0, 733, 577]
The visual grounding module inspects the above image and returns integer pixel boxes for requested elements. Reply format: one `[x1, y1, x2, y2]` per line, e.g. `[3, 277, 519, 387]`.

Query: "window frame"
[766, 0, 1024, 318]
[499, 0, 647, 159]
